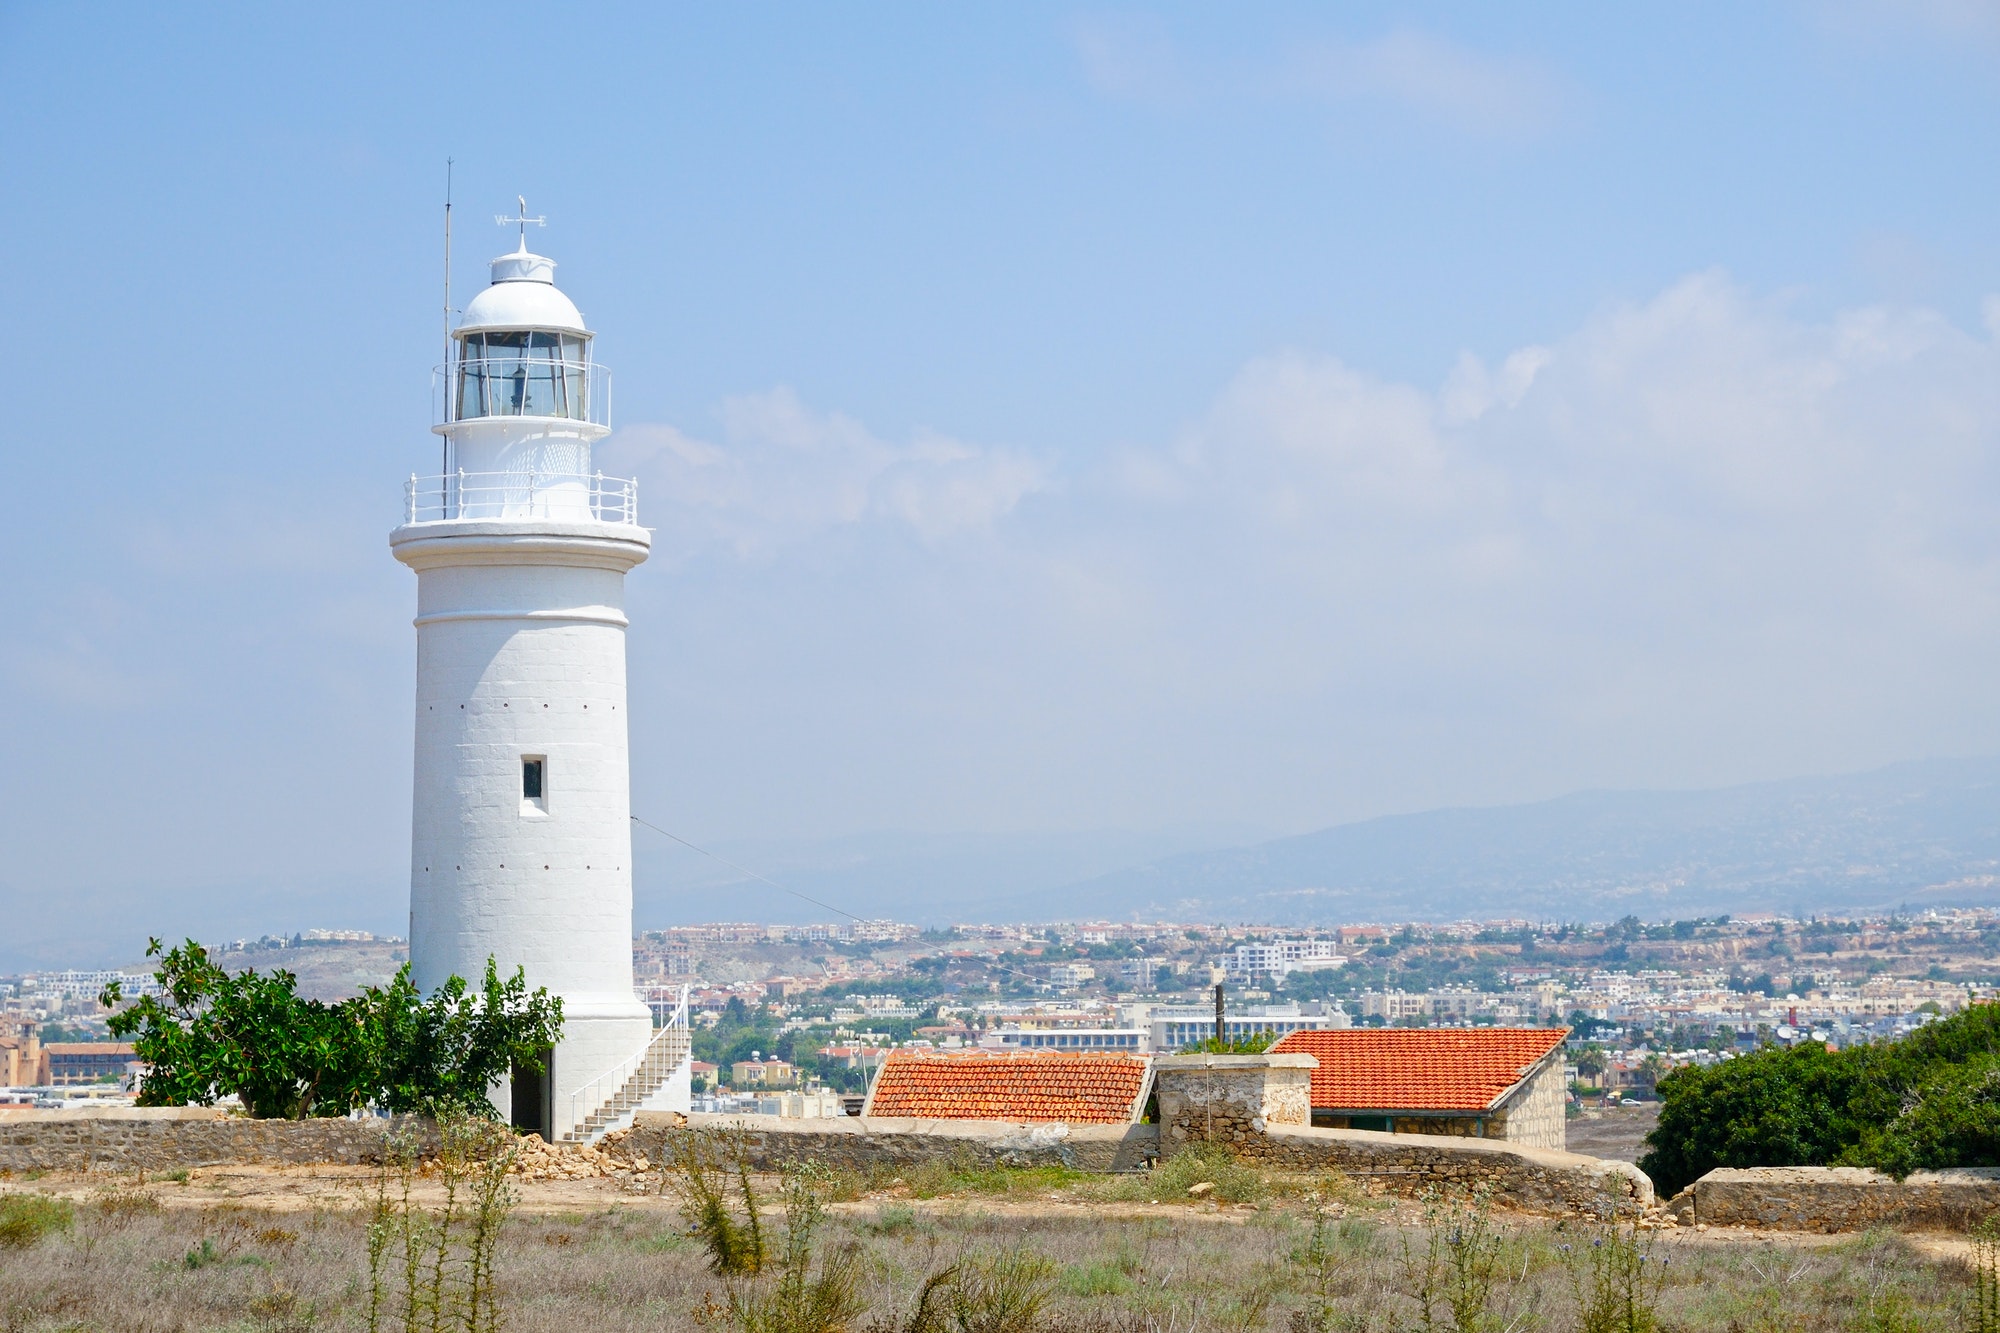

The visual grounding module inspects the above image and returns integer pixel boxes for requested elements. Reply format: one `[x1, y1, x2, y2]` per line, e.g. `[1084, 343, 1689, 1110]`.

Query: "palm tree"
[1573, 1043, 1608, 1085]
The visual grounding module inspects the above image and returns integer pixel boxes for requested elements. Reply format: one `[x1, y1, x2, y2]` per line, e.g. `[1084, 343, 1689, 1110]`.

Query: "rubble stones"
[509, 1134, 618, 1181]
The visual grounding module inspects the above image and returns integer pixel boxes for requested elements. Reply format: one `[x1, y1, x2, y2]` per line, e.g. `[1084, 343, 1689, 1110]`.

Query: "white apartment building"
[1142, 1001, 1348, 1052]
[983, 1028, 1148, 1053]
[1225, 939, 1347, 983]
[1358, 985, 1564, 1023]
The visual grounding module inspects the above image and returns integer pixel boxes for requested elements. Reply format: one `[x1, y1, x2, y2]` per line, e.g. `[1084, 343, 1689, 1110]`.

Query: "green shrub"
[727, 1165, 865, 1333]
[866, 1204, 918, 1235]
[1640, 1003, 2000, 1193]
[1060, 1260, 1135, 1297]
[104, 937, 562, 1119]
[1148, 1144, 1266, 1204]
[948, 1252, 1055, 1333]
[0, 1194, 74, 1249]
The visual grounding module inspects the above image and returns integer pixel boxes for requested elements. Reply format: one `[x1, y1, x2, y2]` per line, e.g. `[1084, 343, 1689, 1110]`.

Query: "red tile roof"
[866, 1050, 1149, 1123]
[1269, 1028, 1567, 1112]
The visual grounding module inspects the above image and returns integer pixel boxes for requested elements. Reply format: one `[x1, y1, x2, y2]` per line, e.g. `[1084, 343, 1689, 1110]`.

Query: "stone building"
[1269, 1027, 1569, 1150]
[0, 1023, 42, 1087]
[43, 1042, 138, 1087]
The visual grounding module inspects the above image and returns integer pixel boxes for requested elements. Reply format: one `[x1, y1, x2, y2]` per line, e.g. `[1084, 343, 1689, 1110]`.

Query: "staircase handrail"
[566, 984, 689, 1137]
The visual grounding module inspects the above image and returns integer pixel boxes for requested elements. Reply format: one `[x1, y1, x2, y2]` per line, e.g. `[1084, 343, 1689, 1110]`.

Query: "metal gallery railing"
[402, 470, 639, 525]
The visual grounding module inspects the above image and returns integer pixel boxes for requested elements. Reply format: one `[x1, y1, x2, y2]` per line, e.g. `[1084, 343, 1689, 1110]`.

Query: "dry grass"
[0, 1176, 1981, 1332]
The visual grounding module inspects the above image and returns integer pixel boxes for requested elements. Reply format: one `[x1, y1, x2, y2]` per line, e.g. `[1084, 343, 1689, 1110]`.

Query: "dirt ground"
[1564, 1102, 1662, 1161]
[0, 1160, 1908, 1248]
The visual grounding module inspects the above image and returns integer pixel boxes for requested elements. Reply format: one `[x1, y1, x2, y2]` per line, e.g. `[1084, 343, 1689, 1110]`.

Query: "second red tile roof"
[1269, 1028, 1568, 1112]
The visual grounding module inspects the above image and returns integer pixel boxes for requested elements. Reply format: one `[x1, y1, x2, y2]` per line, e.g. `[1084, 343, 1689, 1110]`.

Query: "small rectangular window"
[522, 756, 547, 814]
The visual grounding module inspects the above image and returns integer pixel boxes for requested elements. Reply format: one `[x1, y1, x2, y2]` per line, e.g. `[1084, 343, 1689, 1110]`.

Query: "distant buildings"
[43, 1043, 138, 1087]
[730, 1058, 796, 1089]
[1140, 1001, 1348, 1051]
[1226, 939, 1347, 984]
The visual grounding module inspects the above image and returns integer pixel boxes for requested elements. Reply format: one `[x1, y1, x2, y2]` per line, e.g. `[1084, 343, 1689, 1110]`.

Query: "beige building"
[0, 1023, 42, 1087]
[730, 1058, 796, 1089]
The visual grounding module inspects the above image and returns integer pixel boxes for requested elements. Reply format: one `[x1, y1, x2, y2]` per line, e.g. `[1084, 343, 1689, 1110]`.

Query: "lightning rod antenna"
[442, 159, 454, 479]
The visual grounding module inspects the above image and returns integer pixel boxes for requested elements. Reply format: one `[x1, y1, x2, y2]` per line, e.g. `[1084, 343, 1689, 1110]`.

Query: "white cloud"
[600, 387, 1049, 559]
[1277, 29, 1564, 138]
[1070, 13, 1185, 106]
[601, 273, 2000, 833]
[1069, 18, 1565, 139]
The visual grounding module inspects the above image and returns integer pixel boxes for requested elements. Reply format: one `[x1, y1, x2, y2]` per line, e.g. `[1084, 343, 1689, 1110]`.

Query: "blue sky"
[7, 4, 2000, 960]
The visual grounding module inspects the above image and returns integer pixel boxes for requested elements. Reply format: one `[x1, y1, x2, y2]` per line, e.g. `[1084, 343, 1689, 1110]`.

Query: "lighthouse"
[391, 208, 686, 1142]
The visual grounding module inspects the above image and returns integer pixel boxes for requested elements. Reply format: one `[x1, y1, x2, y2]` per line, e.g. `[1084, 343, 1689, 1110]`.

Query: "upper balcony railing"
[434, 357, 612, 427]
[403, 470, 639, 526]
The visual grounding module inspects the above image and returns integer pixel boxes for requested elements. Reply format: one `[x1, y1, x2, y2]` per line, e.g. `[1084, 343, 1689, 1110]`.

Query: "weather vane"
[495, 195, 547, 243]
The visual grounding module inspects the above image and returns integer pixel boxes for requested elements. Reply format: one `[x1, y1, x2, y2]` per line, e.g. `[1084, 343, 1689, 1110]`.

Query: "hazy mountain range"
[640, 756, 2000, 929]
[18, 758, 2000, 970]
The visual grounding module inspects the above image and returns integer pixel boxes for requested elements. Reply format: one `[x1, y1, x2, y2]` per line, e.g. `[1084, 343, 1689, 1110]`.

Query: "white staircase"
[561, 985, 692, 1144]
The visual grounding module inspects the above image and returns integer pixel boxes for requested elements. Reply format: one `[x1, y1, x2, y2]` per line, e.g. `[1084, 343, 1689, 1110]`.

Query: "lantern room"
[418, 233, 623, 524]
[446, 240, 605, 428]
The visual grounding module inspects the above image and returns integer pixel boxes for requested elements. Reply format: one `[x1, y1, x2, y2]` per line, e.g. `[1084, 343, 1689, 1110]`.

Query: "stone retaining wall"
[620, 1111, 1650, 1215]
[621, 1113, 1158, 1173]
[1668, 1166, 2000, 1232]
[1149, 1052, 1651, 1214]
[0, 1108, 433, 1175]
[1248, 1125, 1652, 1214]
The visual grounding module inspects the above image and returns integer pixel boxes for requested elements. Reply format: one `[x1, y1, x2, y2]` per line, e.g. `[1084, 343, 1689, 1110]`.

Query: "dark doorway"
[510, 1048, 552, 1140]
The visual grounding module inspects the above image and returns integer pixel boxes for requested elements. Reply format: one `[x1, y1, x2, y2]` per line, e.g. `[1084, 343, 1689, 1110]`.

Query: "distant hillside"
[21, 758, 2000, 970]
[1036, 757, 2000, 926]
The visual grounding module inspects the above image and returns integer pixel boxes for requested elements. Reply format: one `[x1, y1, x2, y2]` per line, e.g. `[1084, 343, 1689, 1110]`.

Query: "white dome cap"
[459, 238, 587, 334]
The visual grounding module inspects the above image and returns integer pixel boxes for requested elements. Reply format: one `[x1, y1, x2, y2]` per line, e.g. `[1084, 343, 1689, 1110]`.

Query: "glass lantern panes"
[455, 332, 590, 420]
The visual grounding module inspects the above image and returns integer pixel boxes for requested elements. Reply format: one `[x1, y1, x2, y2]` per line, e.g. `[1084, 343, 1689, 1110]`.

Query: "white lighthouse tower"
[391, 207, 688, 1142]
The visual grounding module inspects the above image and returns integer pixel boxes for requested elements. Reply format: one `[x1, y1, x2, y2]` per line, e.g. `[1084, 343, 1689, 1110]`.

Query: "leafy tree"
[102, 937, 561, 1120]
[1639, 1002, 2000, 1194]
[1638, 1041, 1860, 1195]
[101, 939, 372, 1118]
[358, 958, 565, 1115]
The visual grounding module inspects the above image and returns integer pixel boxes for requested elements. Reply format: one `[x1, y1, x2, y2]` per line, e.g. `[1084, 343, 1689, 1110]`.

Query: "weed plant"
[0, 1193, 72, 1249]
[1976, 1223, 2000, 1333]
[365, 1111, 519, 1333]
[1563, 1219, 1666, 1333]
[666, 1127, 768, 1276]
[946, 1251, 1056, 1333]
[724, 1165, 866, 1333]
[1288, 1184, 1351, 1333]
[1397, 1188, 1518, 1333]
